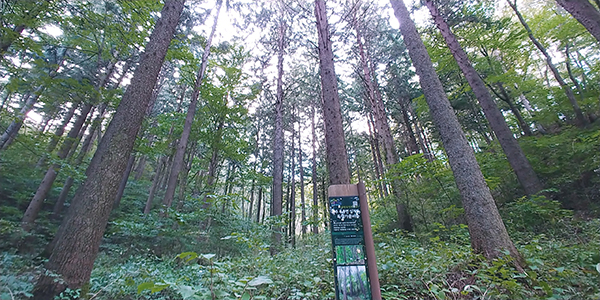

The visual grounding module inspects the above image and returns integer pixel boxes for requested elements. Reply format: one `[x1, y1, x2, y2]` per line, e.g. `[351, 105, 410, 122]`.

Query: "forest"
[0, 0, 599, 299]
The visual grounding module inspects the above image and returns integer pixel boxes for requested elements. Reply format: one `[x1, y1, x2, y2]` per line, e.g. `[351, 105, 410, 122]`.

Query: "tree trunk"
[113, 154, 136, 209]
[353, 13, 412, 230]
[52, 103, 109, 218]
[176, 145, 195, 211]
[390, 0, 524, 267]
[21, 103, 93, 231]
[289, 121, 296, 247]
[556, 0, 600, 43]
[310, 104, 319, 234]
[565, 43, 585, 102]
[256, 186, 263, 223]
[144, 156, 167, 214]
[36, 103, 79, 168]
[298, 120, 306, 236]
[0, 89, 43, 150]
[425, 0, 543, 196]
[271, 17, 287, 255]
[162, 0, 222, 209]
[508, 0, 588, 127]
[0, 24, 26, 55]
[399, 96, 420, 155]
[315, 0, 350, 185]
[366, 115, 385, 199]
[368, 112, 389, 196]
[32, 2, 184, 298]
[134, 155, 147, 181]
[492, 82, 533, 136]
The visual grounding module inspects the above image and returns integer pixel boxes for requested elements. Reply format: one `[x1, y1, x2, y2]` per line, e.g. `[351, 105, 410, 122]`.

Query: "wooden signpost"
[328, 182, 381, 300]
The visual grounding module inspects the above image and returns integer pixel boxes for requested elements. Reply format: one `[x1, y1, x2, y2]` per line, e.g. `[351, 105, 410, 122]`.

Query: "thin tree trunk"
[162, 0, 222, 210]
[508, 0, 588, 127]
[565, 43, 585, 102]
[290, 120, 296, 247]
[492, 82, 533, 136]
[32, 2, 184, 297]
[368, 112, 388, 197]
[315, 0, 350, 185]
[310, 105, 319, 234]
[113, 154, 135, 209]
[134, 156, 147, 181]
[0, 24, 26, 55]
[556, 0, 600, 43]
[353, 14, 412, 230]
[0, 89, 43, 149]
[256, 186, 263, 223]
[271, 17, 287, 255]
[298, 121, 306, 236]
[425, 0, 543, 196]
[366, 114, 385, 199]
[399, 97, 420, 154]
[0, 90, 12, 113]
[391, 0, 524, 267]
[21, 103, 93, 231]
[176, 144, 195, 211]
[36, 103, 79, 168]
[144, 156, 167, 214]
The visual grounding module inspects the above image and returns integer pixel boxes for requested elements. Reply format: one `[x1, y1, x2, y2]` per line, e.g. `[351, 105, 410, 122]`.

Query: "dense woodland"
[0, 0, 599, 299]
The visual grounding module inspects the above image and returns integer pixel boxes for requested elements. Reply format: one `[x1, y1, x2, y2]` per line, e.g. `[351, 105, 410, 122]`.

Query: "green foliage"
[375, 216, 600, 300]
[0, 252, 36, 300]
[502, 195, 573, 234]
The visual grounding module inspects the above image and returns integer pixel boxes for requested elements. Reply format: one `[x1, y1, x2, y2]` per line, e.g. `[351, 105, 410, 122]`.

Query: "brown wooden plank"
[328, 184, 358, 197]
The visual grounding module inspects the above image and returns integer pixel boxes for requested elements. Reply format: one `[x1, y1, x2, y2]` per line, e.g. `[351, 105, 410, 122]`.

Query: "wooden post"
[358, 181, 381, 300]
[328, 183, 381, 300]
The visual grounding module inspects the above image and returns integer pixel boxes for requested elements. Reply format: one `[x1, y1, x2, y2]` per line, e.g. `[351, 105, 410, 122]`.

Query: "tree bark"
[298, 120, 306, 236]
[425, 0, 543, 196]
[310, 104, 319, 234]
[162, 0, 222, 210]
[315, 0, 351, 185]
[290, 119, 296, 247]
[271, 17, 287, 255]
[32, 2, 184, 298]
[391, 0, 524, 267]
[556, 0, 600, 43]
[508, 0, 588, 127]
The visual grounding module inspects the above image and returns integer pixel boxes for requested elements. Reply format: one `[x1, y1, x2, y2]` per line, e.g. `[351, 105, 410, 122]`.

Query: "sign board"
[328, 184, 381, 300]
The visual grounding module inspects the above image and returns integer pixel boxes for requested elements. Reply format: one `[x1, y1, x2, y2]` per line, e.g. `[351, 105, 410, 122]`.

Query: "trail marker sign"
[328, 183, 381, 300]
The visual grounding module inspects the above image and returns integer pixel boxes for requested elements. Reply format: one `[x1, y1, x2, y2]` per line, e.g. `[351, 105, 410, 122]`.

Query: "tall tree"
[310, 103, 319, 234]
[271, 15, 287, 254]
[32, 1, 185, 298]
[315, 0, 351, 184]
[352, 6, 412, 230]
[424, 0, 543, 196]
[298, 118, 307, 236]
[162, 0, 223, 210]
[390, 0, 524, 267]
[507, 0, 588, 127]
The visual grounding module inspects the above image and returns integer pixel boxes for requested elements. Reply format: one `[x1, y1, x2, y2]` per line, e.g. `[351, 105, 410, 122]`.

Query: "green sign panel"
[329, 196, 372, 300]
